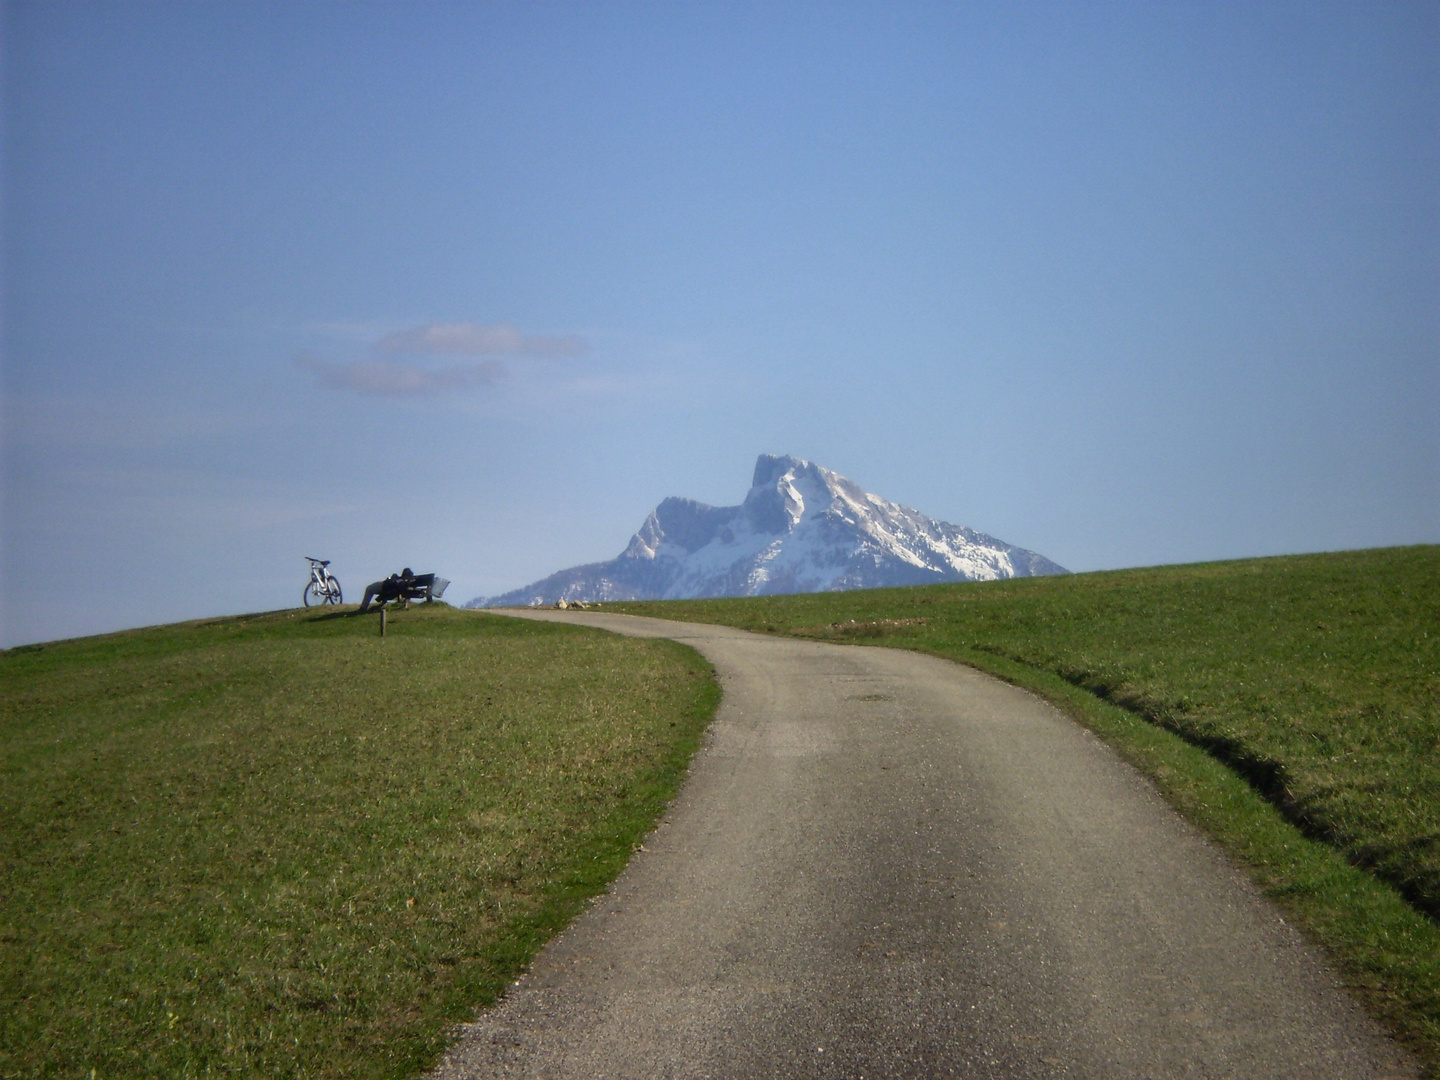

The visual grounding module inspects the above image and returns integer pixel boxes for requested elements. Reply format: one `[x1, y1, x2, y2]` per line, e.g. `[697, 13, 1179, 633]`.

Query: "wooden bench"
[375, 573, 450, 608]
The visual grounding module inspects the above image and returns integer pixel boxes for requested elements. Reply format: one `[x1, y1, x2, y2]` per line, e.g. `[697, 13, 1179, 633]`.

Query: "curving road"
[431, 611, 1416, 1079]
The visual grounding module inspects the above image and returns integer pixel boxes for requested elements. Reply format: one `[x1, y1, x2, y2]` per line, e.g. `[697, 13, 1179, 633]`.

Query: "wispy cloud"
[296, 320, 586, 397]
[295, 354, 504, 397]
[375, 321, 587, 358]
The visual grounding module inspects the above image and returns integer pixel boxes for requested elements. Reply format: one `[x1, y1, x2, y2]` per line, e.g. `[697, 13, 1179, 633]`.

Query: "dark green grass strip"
[0, 605, 719, 1078]
[611, 545, 1440, 1075]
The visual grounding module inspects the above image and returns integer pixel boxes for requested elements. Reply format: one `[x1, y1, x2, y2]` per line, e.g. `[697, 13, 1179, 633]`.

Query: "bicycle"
[304, 557, 343, 607]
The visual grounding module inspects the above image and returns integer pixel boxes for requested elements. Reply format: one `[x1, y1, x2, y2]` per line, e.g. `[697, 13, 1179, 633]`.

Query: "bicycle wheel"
[326, 577, 343, 605]
[304, 580, 326, 607]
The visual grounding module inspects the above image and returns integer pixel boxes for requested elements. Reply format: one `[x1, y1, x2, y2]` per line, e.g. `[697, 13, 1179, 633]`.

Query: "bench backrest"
[378, 573, 448, 601]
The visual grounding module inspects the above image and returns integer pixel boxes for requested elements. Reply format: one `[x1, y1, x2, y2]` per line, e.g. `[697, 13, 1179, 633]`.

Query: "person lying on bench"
[358, 568, 416, 613]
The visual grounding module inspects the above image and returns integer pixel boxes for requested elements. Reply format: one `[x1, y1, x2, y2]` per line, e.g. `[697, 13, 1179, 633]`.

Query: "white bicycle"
[304, 557, 343, 607]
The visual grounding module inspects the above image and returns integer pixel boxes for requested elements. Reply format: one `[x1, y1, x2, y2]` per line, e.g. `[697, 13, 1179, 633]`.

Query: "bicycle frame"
[304, 557, 342, 606]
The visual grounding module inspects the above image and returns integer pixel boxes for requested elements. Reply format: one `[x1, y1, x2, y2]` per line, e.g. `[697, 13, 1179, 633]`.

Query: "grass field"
[613, 545, 1440, 1072]
[0, 604, 718, 1079]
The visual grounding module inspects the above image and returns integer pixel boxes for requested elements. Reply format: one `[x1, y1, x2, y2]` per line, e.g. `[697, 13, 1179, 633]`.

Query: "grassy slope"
[0, 604, 718, 1079]
[613, 545, 1440, 1072]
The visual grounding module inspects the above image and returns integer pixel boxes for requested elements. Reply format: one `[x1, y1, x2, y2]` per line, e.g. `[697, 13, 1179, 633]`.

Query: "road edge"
[901, 642, 1440, 1078]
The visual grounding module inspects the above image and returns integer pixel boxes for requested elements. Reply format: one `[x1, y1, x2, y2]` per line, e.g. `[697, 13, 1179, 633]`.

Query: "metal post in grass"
[380, 607, 387, 637]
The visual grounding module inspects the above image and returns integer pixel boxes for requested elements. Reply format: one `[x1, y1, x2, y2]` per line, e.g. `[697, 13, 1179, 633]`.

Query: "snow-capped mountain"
[467, 454, 1067, 607]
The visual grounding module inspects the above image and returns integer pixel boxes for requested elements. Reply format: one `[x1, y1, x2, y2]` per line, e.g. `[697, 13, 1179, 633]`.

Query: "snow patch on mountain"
[467, 454, 1067, 607]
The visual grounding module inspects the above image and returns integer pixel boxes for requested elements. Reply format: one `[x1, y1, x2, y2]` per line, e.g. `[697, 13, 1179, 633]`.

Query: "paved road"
[431, 612, 1416, 1080]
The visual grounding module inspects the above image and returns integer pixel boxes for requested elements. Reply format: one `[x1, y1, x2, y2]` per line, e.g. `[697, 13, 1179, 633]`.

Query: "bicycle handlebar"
[305, 557, 330, 566]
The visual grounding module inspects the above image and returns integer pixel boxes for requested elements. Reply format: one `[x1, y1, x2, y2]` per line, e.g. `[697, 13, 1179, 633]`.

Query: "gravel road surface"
[430, 611, 1416, 1079]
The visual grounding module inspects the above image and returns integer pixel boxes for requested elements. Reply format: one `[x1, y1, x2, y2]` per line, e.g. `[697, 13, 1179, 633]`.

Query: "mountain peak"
[469, 455, 1066, 607]
[750, 452, 811, 490]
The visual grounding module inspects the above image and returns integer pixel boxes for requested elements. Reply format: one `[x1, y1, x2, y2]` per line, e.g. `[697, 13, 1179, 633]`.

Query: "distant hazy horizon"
[3, 1, 1436, 647]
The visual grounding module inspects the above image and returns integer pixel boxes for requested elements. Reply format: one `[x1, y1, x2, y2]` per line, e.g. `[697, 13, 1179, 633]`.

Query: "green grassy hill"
[4, 549, 1435, 1075]
[614, 545, 1440, 1071]
[0, 605, 718, 1079]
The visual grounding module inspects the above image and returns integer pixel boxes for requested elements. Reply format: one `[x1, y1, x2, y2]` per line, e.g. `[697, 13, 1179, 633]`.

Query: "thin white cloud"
[295, 354, 504, 397]
[375, 321, 587, 358]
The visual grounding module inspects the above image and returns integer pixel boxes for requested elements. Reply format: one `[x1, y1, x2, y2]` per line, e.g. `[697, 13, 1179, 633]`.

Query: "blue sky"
[3, 1, 1436, 646]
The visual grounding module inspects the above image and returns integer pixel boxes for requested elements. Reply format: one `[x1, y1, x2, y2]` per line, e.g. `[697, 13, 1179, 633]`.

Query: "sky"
[2, 1, 1436, 647]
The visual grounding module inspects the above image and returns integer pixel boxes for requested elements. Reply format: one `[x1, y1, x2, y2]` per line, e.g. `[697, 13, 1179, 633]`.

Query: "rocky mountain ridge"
[467, 454, 1066, 607]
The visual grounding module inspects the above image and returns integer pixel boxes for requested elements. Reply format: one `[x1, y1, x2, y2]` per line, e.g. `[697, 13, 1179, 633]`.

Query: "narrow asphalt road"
[431, 611, 1416, 1080]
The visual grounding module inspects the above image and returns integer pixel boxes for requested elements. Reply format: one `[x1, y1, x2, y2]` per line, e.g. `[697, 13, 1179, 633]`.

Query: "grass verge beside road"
[1, 604, 718, 1079]
[613, 545, 1440, 1073]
